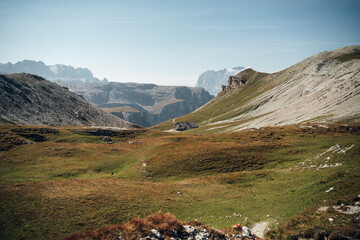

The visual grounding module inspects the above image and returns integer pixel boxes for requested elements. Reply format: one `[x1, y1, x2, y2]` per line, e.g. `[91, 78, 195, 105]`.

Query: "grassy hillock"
[0, 123, 359, 239]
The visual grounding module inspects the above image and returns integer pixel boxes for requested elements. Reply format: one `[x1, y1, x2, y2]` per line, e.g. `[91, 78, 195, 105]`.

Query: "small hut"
[175, 122, 199, 131]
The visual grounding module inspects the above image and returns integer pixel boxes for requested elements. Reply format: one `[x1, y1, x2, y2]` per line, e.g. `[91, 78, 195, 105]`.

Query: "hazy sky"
[1, 0, 360, 86]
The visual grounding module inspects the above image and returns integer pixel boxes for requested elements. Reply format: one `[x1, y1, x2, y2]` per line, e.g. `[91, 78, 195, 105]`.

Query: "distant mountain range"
[0, 60, 108, 84]
[0, 60, 214, 127]
[195, 66, 244, 96]
[64, 82, 213, 127]
[154, 46, 360, 132]
[0, 73, 136, 128]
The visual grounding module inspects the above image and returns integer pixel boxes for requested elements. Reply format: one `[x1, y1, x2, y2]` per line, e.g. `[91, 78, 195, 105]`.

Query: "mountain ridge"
[0, 60, 108, 84]
[0, 60, 214, 127]
[64, 82, 213, 127]
[154, 46, 360, 132]
[0, 73, 138, 128]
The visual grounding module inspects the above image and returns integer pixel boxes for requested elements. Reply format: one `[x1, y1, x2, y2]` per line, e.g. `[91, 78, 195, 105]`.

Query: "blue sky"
[1, 0, 359, 86]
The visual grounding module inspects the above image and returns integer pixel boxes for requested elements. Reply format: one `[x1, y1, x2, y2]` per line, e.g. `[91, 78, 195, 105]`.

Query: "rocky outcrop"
[195, 67, 244, 95]
[138, 225, 231, 240]
[0, 73, 138, 128]
[67, 82, 213, 127]
[222, 68, 255, 92]
[62, 213, 258, 240]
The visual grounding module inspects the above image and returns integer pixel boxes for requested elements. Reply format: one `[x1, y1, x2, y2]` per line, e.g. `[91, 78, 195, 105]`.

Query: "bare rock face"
[195, 67, 244, 95]
[0, 73, 139, 128]
[224, 68, 254, 91]
[64, 82, 213, 127]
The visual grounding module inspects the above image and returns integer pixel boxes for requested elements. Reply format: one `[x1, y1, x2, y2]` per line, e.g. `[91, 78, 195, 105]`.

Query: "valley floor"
[0, 124, 359, 239]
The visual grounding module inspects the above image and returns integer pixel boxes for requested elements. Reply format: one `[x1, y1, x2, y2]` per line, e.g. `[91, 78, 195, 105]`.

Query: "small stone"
[183, 225, 195, 233]
[329, 218, 334, 222]
[317, 206, 329, 212]
[325, 187, 334, 193]
[151, 229, 163, 239]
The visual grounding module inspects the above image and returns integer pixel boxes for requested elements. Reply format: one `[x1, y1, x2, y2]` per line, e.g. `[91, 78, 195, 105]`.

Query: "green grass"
[0, 124, 359, 239]
[335, 48, 360, 62]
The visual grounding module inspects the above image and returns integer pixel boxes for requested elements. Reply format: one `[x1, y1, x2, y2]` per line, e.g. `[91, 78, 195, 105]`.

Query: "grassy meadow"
[0, 123, 359, 239]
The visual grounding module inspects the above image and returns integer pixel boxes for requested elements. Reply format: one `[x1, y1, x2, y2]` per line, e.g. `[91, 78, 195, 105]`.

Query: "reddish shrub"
[63, 225, 122, 240]
[63, 212, 184, 240]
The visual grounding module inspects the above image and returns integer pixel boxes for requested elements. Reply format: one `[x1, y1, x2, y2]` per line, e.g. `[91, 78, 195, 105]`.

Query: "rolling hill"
[153, 46, 360, 133]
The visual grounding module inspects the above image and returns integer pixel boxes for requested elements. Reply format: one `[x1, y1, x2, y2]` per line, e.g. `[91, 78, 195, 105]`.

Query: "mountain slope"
[195, 67, 244, 95]
[0, 60, 108, 84]
[154, 46, 360, 132]
[0, 73, 138, 128]
[66, 82, 213, 127]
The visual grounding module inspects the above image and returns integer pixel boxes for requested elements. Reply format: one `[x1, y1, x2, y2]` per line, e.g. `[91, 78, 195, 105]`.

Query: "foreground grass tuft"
[62, 212, 231, 240]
